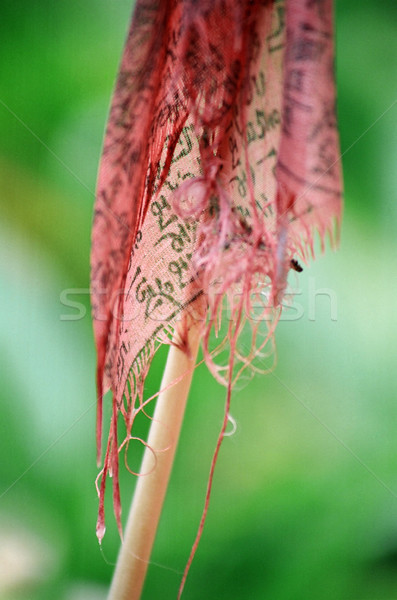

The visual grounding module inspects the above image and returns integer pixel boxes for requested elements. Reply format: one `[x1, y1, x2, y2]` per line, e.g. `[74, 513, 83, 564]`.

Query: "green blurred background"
[1, 1, 396, 598]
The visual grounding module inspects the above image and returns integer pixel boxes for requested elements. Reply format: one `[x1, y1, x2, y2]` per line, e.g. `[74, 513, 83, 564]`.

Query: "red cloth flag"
[91, 0, 342, 541]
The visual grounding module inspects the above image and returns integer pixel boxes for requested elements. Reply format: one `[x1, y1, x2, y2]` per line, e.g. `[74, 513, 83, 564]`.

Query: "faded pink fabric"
[91, 0, 342, 542]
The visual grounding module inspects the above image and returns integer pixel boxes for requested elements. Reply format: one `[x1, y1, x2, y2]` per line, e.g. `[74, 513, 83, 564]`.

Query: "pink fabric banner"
[91, 0, 342, 540]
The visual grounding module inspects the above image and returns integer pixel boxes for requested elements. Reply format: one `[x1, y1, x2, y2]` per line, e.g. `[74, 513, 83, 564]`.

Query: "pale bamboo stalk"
[108, 320, 201, 600]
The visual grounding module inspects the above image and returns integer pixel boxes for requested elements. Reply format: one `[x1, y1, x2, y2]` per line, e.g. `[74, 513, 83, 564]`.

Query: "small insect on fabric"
[290, 258, 304, 272]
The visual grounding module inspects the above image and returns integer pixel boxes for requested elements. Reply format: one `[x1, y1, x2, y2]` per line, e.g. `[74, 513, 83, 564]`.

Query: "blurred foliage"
[0, 1, 396, 599]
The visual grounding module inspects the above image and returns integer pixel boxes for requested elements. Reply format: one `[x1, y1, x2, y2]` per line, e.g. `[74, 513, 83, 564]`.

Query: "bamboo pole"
[108, 320, 201, 600]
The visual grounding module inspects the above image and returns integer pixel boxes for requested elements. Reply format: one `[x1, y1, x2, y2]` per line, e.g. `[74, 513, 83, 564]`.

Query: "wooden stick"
[108, 320, 201, 600]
